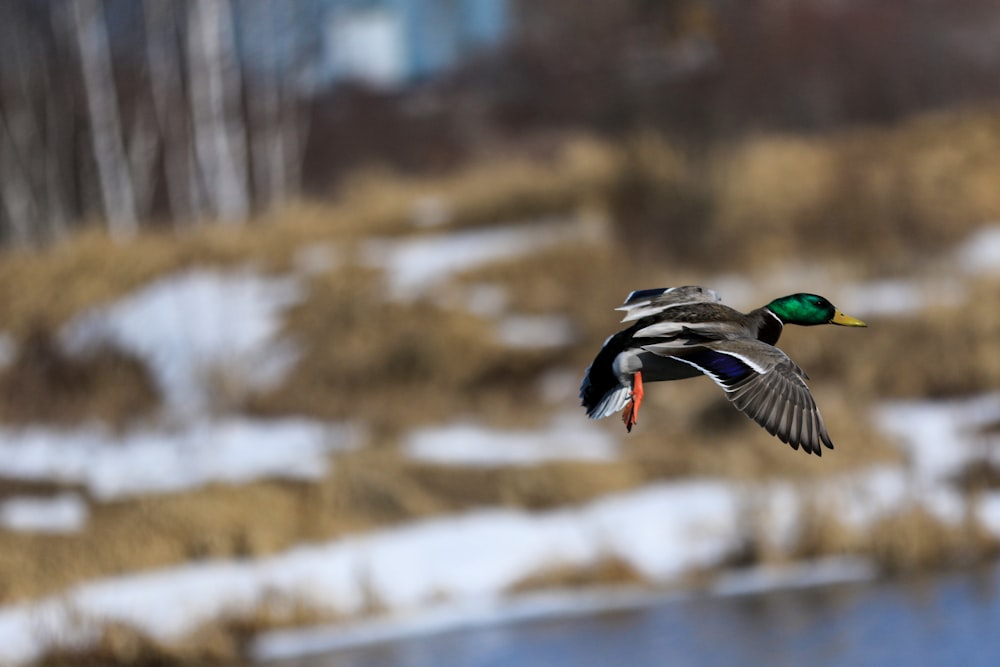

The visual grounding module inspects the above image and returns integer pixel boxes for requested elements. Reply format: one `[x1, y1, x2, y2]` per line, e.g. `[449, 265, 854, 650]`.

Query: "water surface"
[271, 565, 1000, 667]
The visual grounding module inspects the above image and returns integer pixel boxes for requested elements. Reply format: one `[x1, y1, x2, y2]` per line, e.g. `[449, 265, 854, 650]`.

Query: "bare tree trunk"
[72, 0, 138, 239]
[282, 97, 309, 206]
[127, 95, 160, 220]
[0, 3, 46, 246]
[41, 87, 71, 242]
[247, 14, 285, 210]
[144, 0, 205, 226]
[42, 89, 73, 242]
[244, 2, 308, 212]
[187, 0, 249, 223]
[40, 2, 78, 243]
[0, 110, 37, 245]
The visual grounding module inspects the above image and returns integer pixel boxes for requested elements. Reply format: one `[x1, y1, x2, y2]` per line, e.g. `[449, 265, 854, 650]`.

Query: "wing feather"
[668, 339, 834, 455]
[616, 285, 722, 323]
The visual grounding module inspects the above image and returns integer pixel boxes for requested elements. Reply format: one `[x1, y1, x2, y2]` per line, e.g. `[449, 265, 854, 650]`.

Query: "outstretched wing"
[616, 285, 721, 323]
[663, 339, 834, 455]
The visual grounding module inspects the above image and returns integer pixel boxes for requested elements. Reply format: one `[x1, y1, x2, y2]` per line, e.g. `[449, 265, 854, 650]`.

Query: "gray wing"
[664, 339, 834, 456]
[616, 285, 722, 323]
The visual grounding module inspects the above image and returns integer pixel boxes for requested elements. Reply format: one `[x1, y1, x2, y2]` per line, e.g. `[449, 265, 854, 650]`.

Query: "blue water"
[275, 566, 1000, 667]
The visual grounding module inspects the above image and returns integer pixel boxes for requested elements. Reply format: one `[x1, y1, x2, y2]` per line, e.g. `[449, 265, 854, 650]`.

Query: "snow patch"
[956, 224, 1000, 276]
[710, 557, 876, 597]
[61, 269, 303, 418]
[0, 333, 15, 370]
[0, 493, 88, 534]
[0, 419, 359, 500]
[432, 282, 509, 317]
[4, 391, 1000, 665]
[975, 492, 1000, 535]
[495, 314, 576, 348]
[403, 414, 618, 466]
[837, 278, 960, 317]
[875, 394, 1000, 484]
[362, 220, 585, 300]
[0, 480, 742, 665]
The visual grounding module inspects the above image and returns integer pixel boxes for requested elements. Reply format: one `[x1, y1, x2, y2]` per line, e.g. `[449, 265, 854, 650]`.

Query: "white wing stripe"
[632, 321, 687, 337]
[668, 356, 727, 388]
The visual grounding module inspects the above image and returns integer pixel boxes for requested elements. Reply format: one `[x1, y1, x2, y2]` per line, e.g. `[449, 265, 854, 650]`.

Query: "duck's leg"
[621, 371, 644, 432]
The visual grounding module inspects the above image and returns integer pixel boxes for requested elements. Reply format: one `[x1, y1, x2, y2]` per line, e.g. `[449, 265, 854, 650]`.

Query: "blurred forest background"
[5, 0, 1000, 245]
[3, 0, 1000, 664]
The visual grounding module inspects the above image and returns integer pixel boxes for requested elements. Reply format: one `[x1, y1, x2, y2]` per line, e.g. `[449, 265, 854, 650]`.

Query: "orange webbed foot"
[621, 371, 644, 433]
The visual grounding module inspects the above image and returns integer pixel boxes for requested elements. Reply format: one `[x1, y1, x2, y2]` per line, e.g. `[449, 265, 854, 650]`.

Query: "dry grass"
[406, 460, 645, 510]
[333, 137, 617, 234]
[2, 106, 1000, 663]
[0, 449, 645, 604]
[786, 276, 1000, 400]
[0, 228, 256, 339]
[0, 479, 325, 603]
[5, 106, 1000, 428]
[0, 137, 616, 334]
[507, 554, 648, 594]
[243, 267, 524, 431]
[868, 506, 998, 575]
[38, 621, 228, 667]
[0, 327, 158, 426]
[37, 594, 334, 667]
[616, 389, 901, 483]
[4, 105, 998, 330]
[608, 105, 1000, 273]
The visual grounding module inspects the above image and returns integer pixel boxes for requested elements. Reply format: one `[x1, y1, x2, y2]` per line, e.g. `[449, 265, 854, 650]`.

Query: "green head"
[766, 293, 868, 327]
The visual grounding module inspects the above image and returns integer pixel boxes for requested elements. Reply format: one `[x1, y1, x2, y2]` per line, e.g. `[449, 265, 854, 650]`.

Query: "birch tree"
[187, 0, 250, 222]
[0, 1, 79, 246]
[0, 114, 37, 246]
[144, 0, 204, 225]
[0, 46, 39, 246]
[40, 11, 72, 243]
[72, 0, 138, 239]
[243, 1, 307, 211]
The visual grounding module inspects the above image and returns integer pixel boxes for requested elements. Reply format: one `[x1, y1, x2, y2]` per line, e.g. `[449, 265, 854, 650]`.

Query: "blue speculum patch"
[683, 349, 755, 384]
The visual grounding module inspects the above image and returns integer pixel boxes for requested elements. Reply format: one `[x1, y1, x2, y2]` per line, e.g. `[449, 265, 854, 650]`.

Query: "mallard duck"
[579, 286, 867, 455]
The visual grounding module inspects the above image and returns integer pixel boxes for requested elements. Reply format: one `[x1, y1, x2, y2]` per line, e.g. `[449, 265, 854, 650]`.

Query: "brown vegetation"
[507, 555, 647, 593]
[0, 326, 158, 426]
[2, 104, 1000, 664]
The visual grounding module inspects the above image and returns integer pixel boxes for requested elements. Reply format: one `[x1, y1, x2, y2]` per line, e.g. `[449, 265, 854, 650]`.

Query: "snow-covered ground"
[61, 269, 303, 419]
[494, 314, 577, 348]
[0, 493, 88, 534]
[361, 219, 591, 301]
[956, 223, 1000, 276]
[0, 222, 998, 663]
[0, 478, 844, 665]
[0, 418, 360, 501]
[403, 413, 617, 466]
[836, 277, 963, 318]
[255, 556, 876, 661]
[0, 393, 997, 665]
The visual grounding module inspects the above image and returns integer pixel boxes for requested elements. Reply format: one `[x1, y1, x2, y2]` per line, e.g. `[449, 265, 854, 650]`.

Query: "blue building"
[320, 0, 510, 89]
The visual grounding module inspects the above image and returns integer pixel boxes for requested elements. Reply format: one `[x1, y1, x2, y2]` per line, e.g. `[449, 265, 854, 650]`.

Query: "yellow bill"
[830, 310, 867, 327]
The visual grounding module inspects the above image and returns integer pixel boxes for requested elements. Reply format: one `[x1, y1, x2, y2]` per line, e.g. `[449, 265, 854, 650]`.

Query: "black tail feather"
[580, 326, 636, 416]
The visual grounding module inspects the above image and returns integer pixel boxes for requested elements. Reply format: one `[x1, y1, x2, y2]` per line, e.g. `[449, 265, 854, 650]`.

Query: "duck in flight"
[579, 286, 867, 455]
